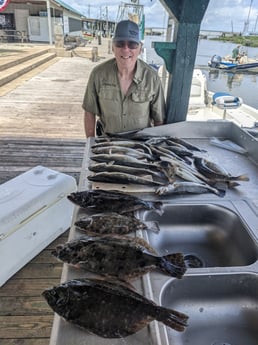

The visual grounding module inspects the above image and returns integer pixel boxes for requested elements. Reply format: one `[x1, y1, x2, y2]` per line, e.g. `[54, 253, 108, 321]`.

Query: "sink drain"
[184, 254, 204, 268]
[212, 342, 232, 345]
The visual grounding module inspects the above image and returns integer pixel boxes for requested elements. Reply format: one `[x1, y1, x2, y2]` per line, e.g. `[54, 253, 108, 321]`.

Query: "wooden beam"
[159, 0, 210, 123]
[166, 22, 201, 123]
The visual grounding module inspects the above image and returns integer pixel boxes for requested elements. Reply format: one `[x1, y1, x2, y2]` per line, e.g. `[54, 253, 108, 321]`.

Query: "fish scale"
[52, 235, 187, 280]
[42, 278, 189, 338]
[67, 189, 164, 215]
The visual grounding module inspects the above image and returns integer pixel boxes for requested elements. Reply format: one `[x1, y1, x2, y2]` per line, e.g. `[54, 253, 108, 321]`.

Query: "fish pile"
[87, 132, 249, 196]
[42, 131, 250, 339]
[43, 188, 189, 338]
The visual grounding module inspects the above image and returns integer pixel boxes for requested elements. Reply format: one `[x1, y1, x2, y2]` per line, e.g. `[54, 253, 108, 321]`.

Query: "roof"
[53, 0, 86, 17]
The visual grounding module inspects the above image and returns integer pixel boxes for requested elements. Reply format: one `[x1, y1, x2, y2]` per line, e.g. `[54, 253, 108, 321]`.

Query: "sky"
[67, 0, 258, 33]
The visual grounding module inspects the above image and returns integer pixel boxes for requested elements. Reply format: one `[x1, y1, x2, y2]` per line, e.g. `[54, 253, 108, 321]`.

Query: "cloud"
[66, 0, 168, 27]
[67, 0, 258, 32]
[202, 0, 258, 32]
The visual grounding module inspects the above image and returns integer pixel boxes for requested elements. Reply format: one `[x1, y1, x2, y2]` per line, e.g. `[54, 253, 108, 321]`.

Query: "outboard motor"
[210, 55, 222, 68]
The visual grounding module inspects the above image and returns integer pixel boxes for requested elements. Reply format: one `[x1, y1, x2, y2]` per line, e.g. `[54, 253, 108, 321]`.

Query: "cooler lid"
[0, 166, 77, 240]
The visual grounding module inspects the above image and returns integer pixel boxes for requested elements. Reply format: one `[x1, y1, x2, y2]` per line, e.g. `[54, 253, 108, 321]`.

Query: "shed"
[0, 0, 86, 43]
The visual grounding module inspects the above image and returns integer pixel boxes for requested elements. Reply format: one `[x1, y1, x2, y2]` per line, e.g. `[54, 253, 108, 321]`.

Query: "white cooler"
[0, 166, 77, 286]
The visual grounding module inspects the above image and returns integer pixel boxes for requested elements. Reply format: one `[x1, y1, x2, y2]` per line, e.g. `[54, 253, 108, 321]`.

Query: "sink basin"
[142, 204, 257, 267]
[160, 273, 258, 345]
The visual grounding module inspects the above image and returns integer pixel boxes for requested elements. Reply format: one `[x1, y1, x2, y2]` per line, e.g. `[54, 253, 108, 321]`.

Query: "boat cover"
[212, 92, 243, 109]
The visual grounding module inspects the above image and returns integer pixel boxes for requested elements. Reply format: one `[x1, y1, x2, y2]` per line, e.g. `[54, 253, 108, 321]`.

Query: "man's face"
[113, 41, 142, 69]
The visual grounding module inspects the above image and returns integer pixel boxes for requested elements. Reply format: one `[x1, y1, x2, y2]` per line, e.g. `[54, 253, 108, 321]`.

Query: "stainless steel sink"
[159, 273, 258, 345]
[141, 203, 258, 267]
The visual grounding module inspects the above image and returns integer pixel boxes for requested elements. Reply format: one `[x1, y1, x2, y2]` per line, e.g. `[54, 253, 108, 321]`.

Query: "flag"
[0, 0, 11, 13]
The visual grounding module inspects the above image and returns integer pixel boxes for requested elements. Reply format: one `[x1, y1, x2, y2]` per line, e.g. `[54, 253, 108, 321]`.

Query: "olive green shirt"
[82, 58, 166, 134]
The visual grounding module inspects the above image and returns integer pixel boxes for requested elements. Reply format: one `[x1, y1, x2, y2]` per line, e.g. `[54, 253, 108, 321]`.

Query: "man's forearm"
[84, 111, 96, 138]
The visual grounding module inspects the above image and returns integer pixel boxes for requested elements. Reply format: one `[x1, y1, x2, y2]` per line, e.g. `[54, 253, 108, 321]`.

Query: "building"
[0, 0, 86, 43]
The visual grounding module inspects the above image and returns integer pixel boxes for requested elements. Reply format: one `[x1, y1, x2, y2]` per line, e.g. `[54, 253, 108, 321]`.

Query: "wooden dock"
[0, 40, 112, 344]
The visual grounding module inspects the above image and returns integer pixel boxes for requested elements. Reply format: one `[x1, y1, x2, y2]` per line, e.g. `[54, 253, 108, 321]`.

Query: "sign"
[0, 0, 11, 12]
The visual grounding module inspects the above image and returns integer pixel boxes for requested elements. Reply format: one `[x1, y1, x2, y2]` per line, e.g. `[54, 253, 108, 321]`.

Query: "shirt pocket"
[131, 90, 152, 103]
[99, 86, 119, 101]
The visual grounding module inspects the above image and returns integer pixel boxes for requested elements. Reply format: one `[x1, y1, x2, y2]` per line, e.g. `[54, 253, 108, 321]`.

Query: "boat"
[116, 0, 145, 42]
[208, 54, 258, 73]
[187, 69, 258, 131]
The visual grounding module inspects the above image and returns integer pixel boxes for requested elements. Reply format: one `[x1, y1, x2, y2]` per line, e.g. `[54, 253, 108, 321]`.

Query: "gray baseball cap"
[113, 20, 140, 43]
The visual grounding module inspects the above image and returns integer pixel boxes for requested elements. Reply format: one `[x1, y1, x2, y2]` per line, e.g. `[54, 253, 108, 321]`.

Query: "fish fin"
[106, 160, 115, 166]
[160, 253, 187, 279]
[211, 183, 226, 197]
[74, 220, 91, 228]
[151, 201, 164, 215]
[96, 276, 137, 291]
[217, 189, 226, 198]
[184, 254, 204, 268]
[144, 221, 160, 233]
[154, 305, 188, 332]
[227, 181, 241, 188]
[236, 174, 249, 182]
[133, 237, 158, 255]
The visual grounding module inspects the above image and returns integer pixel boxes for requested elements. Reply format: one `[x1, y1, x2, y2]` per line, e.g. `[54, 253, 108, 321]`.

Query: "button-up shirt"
[82, 58, 166, 134]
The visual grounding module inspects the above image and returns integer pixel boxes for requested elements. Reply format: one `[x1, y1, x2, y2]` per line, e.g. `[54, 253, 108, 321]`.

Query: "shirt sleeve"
[150, 75, 166, 123]
[82, 68, 100, 115]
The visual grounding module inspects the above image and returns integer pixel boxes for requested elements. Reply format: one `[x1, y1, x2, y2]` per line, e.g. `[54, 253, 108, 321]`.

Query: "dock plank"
[0, 138, 85, 184]
[1, 340, 49, 345]
[0, 42, 112, 345]
[0, 315, 53, 338]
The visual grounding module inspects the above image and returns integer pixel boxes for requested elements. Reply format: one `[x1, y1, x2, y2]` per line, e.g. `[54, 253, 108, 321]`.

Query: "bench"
[0, 29, 29, 43]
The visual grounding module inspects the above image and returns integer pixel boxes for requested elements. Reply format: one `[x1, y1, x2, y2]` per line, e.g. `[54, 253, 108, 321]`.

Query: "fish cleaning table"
[49, 121, 258, 345]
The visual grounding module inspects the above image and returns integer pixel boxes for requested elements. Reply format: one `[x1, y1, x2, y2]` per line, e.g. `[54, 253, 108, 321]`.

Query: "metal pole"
[254, 14, 258, 33]
[161, 16, 173, 92]
[106, 6, 109, 38]
[46, 0, 53, 45]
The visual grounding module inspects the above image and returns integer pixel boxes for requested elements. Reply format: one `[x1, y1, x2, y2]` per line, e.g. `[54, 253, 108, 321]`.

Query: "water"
[144, 35, 258, 109]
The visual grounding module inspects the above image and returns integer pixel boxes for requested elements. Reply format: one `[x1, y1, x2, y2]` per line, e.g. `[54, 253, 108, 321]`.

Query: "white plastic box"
[0, 166, 77, 286]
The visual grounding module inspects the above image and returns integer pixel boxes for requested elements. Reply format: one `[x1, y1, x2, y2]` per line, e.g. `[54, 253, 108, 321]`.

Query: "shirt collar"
[113, 59, 142, 85]
[133, 60, 142, 85]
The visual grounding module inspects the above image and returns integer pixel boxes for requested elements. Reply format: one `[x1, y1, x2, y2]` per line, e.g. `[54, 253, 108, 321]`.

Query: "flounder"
[67, 189, 163, 215]
[75, 212, 160, 234]
[42, 277, 188, 338]
[52, 235, 186, 280]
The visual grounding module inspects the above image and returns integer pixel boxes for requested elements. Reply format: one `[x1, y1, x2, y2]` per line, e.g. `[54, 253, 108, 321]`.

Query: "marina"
[1, 35, 258, 345]
[0, 0, 258, 344]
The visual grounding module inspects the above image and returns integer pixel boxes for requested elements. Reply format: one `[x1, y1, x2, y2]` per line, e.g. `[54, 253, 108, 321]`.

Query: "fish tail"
[154, 305, 188, 332]
[184, 254, 204, 268]
[159, 253, 187, 279]
[235, 174, 249, 181]
[227, 181, 240, 188]
[216, 188, 226, 198]
[150, 201, 164, 215]
[144, 221, 160, 233]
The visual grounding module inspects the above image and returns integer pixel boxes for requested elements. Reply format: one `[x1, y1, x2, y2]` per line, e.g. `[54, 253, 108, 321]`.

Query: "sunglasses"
[114, 41, 140, 49]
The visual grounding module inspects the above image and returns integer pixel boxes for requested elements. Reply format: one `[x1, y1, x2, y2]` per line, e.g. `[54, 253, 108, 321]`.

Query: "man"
[82, 20, 166, 137]
[232, 45, 240, 61]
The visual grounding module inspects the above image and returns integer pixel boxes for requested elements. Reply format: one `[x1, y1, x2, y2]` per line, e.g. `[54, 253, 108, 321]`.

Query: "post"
[97, 31, 102, 45]
[92, 47, 98, 62]
[108, 40, 112, 54]
[46, 0, 53, 45]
